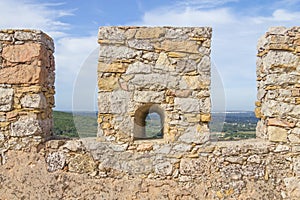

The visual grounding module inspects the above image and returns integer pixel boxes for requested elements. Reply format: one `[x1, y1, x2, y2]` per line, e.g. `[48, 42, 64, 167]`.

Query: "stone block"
[110, 90, 130, 114]
[98, 92, 111, 113]
[174, 98, 200, 113]
[128, 39, 154, 50]
[135, 27, 165, 39]
[155, 162, 173, 176]
[267, 118, 294, 128]
[98, 62, 127, 73]
[0, 65, 45, 84]
[156, 40, 199, 53]
[178, 125, 209, 144]
[46, 151, 66, 172]
[68, 153, 96, 173]
[99, 46, 137, 59]
[125, 61, 152, 74]
[20, 93, 47, 109]
[133, 91, 165, 103]
[2, 43, 42, 63]
[11, 116, 42, 137]
[0, 88, 13, 111]
[268, 126, 288, 142]
[98, 75, 119, 91]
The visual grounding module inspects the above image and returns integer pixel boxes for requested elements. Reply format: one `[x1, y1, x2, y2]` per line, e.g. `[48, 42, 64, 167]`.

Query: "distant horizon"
[54, 109, 256, 113]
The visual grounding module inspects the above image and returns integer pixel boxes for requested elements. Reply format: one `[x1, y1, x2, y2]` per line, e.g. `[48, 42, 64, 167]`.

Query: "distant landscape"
[53, 111, 258, 140]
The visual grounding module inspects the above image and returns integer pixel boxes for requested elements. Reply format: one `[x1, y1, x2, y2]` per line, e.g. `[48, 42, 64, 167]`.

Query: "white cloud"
[175, 0, 239, 8]
[0, 0, 72, 37]
[142, 7, 236, 26]
[253, 9, 300, 24]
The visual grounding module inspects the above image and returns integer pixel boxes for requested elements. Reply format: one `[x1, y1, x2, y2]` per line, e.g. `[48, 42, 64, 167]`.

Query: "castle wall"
[256, 27, 300, 145]
[0, 30, 55, 150]
[0, 27, 299, 199]
[97, 26, 212, 144]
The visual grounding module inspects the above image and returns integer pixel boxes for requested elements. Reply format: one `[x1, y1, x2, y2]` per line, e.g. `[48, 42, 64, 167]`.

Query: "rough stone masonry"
[0, 29, 55, 151]
[97, 26, 212, 144]
[0, 27, 300, 199]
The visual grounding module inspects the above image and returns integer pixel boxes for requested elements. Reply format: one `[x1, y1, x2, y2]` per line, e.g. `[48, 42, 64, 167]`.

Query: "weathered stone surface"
[156, 40, 199, 53]
[267, 118, 294, 128]
[137, 143, 153, 151]
[135, 27, 165, 39]
[98, 92, 111, 113]
[174, 98, 200, 113]
[200, 114, 211, 122]
[128, 39, 154, 50]
[20, 93, 46, 109]
[68, 154, 96, 173]
[2, 43, 42, 63]
[155, 52, 173, 71]
[247, 155, 261, 164]
[46, 151, 66, 172]
[133, 91, 165, 103]
[99, 46, 137, 59]
[284, 177, 300, 198]
[197, 55, 210, 72]
[274, 144, 290, 152]
[61, 140, 83, 152]
[268, 126, 288, 142]
[129, 73, 178, 90]
[0, 65, 45, 84]
[288, 134, 300, 144]
[11, 116, 42, 137]
[155, 162, 173, 176]
[178, 126, 209, 144]
[98, 26, 211, 144]
[0, 88, 13, 111]
[263, 51, 298, 69]
[98, 62, 127, 73]
[180, 158, 207, 176]
[125, 61, 152, 74]
[110, 90, 130, 114]
[98, 75, 119, 91]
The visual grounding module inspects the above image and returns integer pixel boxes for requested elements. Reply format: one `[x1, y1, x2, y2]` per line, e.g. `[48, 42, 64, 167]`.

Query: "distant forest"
[53, 111, 258, 140]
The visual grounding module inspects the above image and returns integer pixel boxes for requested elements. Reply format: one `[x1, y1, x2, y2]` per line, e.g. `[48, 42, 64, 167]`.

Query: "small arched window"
[134, 104, 164, 140]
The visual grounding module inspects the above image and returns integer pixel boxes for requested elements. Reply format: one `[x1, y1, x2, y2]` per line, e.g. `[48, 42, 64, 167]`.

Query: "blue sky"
[0, 0, 300, 111]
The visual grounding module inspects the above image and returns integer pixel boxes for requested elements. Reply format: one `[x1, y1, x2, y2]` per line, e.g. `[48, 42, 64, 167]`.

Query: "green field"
[53, 111, 97, 138]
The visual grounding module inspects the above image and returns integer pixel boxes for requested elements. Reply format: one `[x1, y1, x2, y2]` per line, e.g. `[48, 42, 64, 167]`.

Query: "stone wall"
[97, 26, 212, 144]
[0, 30, 55, 150]
[256, 27, 300, 145]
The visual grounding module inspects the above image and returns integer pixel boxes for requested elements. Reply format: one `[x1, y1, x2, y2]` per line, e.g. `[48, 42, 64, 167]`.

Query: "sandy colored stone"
[135, 27, 165, 39]
[200, 113, 211, 122]
[137, 143, 153, 151]
[267, 118, 294, 128]
[183, 76, 201, 90]
[0, 65, 45, 84]
[255, 107, 262, 118]
[156, 40, 199, 53]
[2, 43, 42, 63]
[68, 153, 96, 173]
[98, 62, 127, 73]
[268, 126, 288, 142]
[98, 75, 119, 91]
